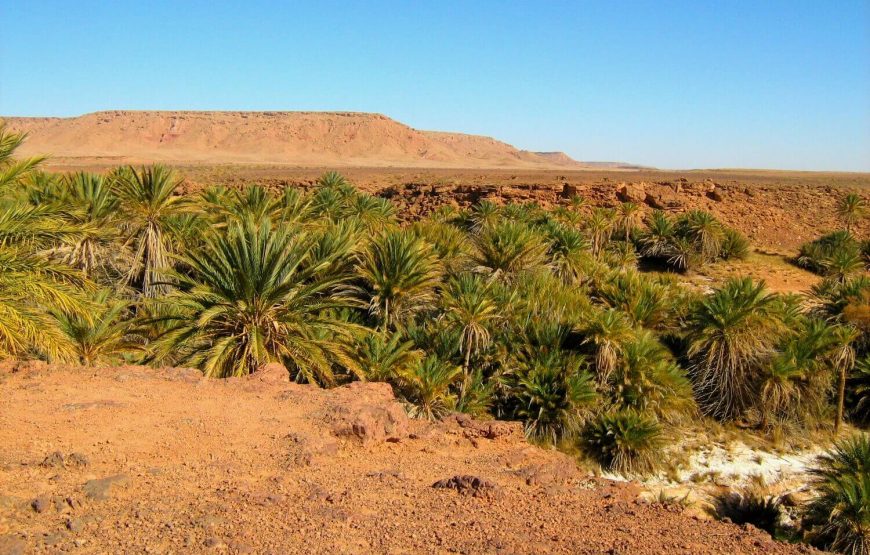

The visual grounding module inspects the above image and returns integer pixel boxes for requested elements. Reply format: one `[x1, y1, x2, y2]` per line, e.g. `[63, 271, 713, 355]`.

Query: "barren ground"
[0, 363, 817, 554]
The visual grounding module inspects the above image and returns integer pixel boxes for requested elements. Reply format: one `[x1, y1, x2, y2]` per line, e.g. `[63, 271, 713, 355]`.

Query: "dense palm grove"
[1, 122, 868, 553]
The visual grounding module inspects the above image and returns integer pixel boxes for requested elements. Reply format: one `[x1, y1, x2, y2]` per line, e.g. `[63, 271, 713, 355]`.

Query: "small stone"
[204, 536, 227, 549]
[31, 496, 49, 513]
[43, 531, 66, 546]
[432, 475, 499, 498]
[83, 474, 129, 501]
[0, 535, 26, 555]
[66, 453, 90, 468]
[40, 451, 65, 468]
[66, 517, 85, 532]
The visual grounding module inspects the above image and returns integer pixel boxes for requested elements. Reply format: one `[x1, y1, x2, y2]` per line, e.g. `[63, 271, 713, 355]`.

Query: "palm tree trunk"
[835, 365, 846, 434]
[461, 347, 472, 399]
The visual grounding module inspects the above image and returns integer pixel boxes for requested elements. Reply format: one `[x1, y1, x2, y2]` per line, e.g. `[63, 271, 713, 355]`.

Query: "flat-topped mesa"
[3, 110, 587, 169]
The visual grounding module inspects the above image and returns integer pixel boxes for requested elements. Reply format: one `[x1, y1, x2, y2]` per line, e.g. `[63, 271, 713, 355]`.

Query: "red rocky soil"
[0, 363, 816, 554]
[172, 166, 869, 252]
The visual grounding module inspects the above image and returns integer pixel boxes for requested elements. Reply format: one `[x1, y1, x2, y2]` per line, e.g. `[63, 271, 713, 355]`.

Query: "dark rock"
[83, 474, 129, 501]
[31, 496, 49, 513]
[559, 183, 579, 199]
[66, 452, 89, 467]
[707, 188, 724, 202]
[66, 517, 85, 532]
[40, 451, 89, 469]
[40, 451, 66, 468]
[432, 475, 499, 497]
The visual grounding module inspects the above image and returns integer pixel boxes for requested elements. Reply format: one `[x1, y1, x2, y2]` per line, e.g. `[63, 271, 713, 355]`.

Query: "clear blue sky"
[1, 1, 868, 170]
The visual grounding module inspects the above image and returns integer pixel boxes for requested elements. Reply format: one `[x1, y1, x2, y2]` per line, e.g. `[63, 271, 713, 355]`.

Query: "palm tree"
[545, 224, 594, 285]
[595, 270, 678, 330]
[824, 246, 866, 284]
[412, 220, 472, 274]
[472, 220, 548, 280]
[678, 210, 723, 262]
[0, 245, 90, 361]
[616, 202, 644, 243]
[54, 290, 138, 366]
[639, 210, 675, 259]
[304, 219, 364, 280]
[508, 349, 597, 443]
[759, 319, 855, 429]
[0, 202, 89, 249]
[57, 172, 123, 280]
[585, 208, 615, 258]
[151, 219, 361, 383]
[803, 434, 869, 555]
[397, 355, 461, 420]
[720, 228, 751, 260]
[610, 331, 694, 419]
[838, 193, 866, 234]
[686, 277, 785, 420]
[439, 274, 502, 389]
[468, 200, 501, 231]
[112, 165, 189, 297]
[316, 171, 353, 192]
[221, 185, 283, 225]
[581, 410, 664, 475]
[582, 308, 635, 383]
[851, 356, 870, 426]
[344, 194, 396, 230]
[351, 331, 422, 383]
[351, 230, 442, 331]
[0, 121, 45, 191]
[0, 135, 92, 361]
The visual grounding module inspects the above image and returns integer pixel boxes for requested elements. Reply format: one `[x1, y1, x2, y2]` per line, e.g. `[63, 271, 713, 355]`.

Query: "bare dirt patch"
[0, 364, 816, 554]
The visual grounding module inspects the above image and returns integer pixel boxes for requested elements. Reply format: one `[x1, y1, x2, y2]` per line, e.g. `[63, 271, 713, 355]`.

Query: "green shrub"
[506, 350, 597, 443]
[803, 435, 870, 555]
[720, 228, 751, 260]
[797, 231, 863, 279]
[397, 356, 461, 420]
[580, 410, 664, 475]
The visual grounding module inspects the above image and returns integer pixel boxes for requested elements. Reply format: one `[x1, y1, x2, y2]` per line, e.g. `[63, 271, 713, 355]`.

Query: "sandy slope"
[0, 363, 816, 554]
[3, 111, 586, 169]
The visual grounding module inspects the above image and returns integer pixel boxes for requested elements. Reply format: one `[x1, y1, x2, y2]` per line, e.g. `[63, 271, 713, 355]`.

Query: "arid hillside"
[3, 111, 588, 169]
[0, 363, 816, 554]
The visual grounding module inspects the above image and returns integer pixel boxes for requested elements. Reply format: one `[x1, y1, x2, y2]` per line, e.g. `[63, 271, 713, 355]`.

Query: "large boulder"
[645, 189, 685, 210]
[616, 182, 646, 203]
[560, 182, 580, 199]
[326, 382, 410, 446]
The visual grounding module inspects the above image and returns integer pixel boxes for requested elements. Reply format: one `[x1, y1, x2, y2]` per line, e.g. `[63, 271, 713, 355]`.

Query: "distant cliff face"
[4, 110, 585, 169]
